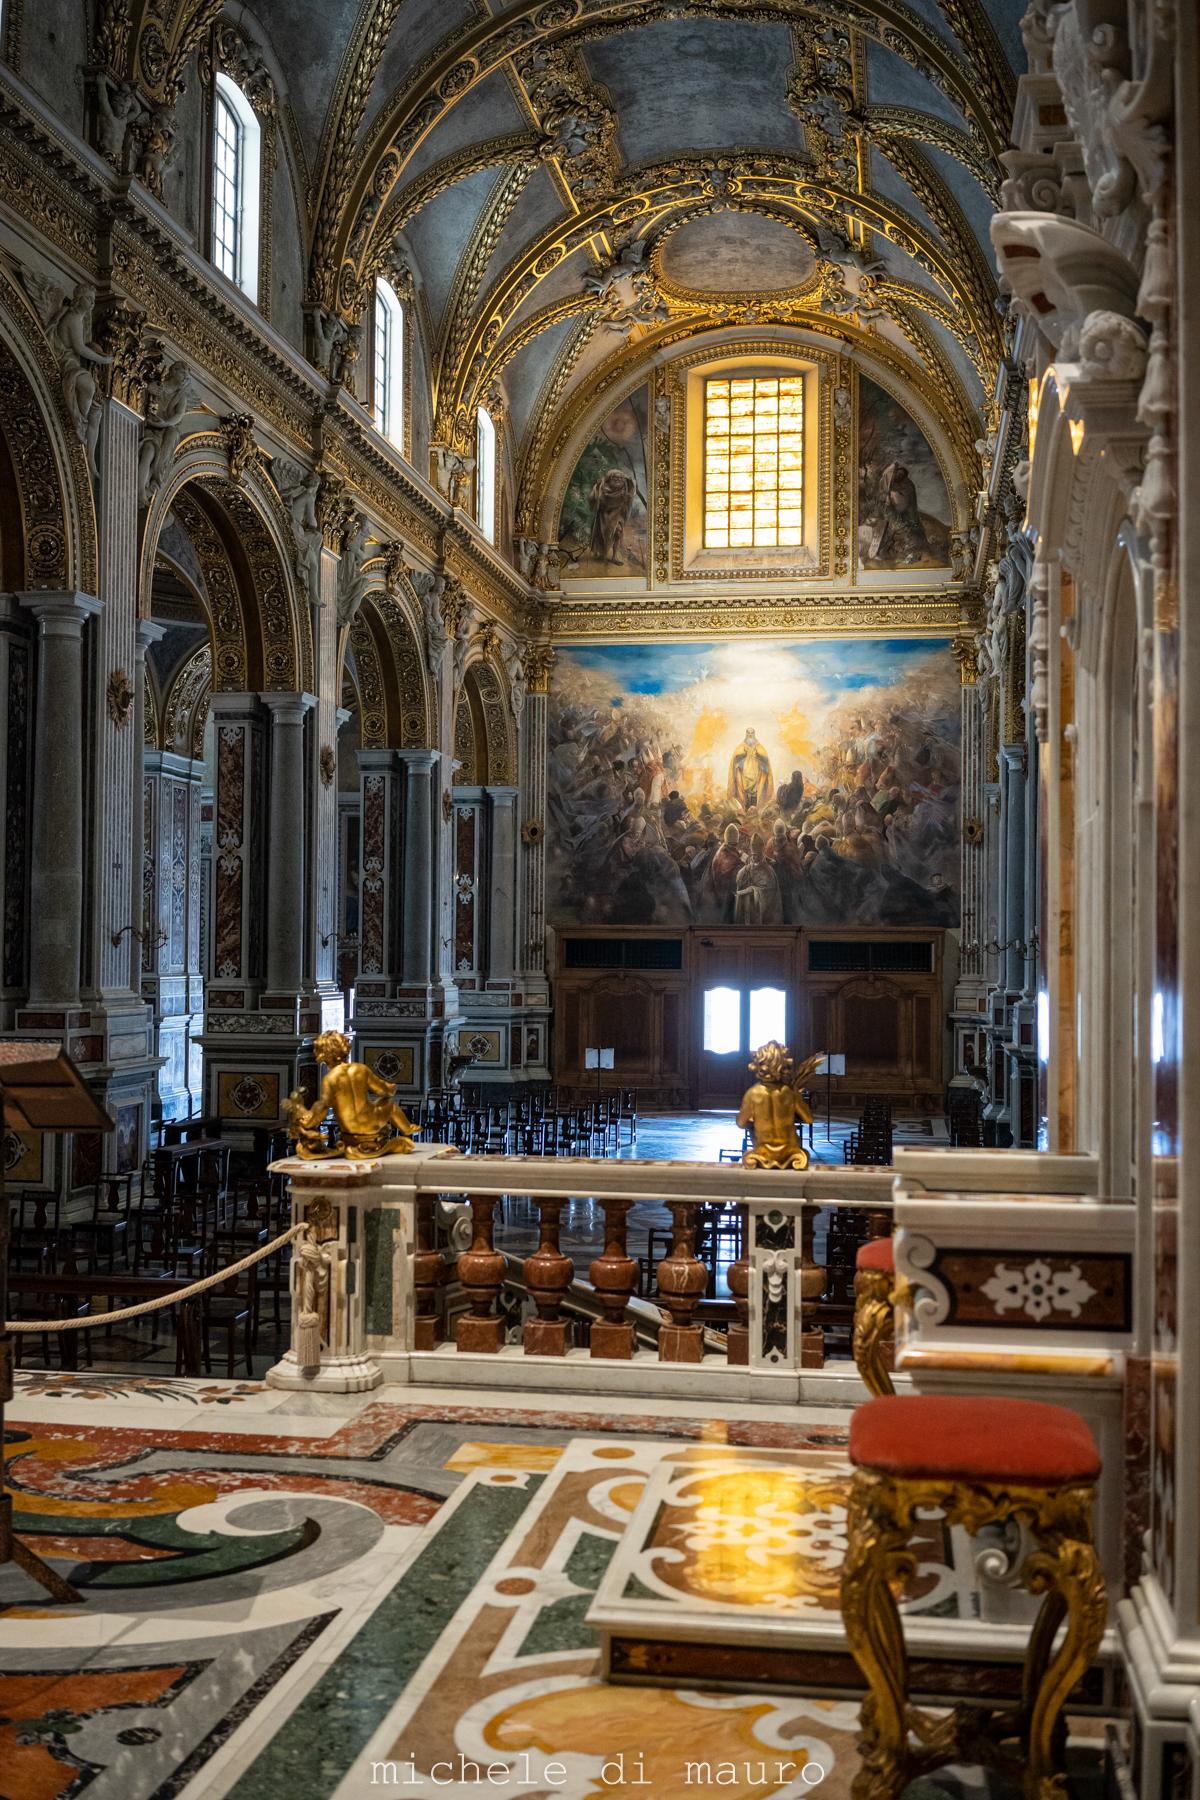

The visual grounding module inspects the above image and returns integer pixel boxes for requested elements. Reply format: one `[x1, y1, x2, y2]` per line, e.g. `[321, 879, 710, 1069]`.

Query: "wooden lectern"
[0, 1041, 114, 1605]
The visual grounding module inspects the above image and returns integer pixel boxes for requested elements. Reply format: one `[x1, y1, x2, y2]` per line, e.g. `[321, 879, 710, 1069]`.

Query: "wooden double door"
[695, 934, 794, 1107]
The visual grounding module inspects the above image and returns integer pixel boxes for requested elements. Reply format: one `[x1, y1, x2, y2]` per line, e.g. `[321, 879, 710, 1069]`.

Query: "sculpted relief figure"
[21, 273, 114, 477]
[94, 72, 146, 169]
[274, 456, 323, 601]
[138, 354, 194, 506]
[337, 513, 372, 627]
[410, 571, 443, 665]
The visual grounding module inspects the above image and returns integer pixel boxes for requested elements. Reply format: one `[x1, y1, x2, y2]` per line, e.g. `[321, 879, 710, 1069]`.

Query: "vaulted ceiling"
[105, 0, 1025, 521]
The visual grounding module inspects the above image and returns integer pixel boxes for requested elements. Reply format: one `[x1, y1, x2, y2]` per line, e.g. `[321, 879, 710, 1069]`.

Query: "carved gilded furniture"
[852, 1234, 896, 1396]
[840, 1394, 1106, 1800]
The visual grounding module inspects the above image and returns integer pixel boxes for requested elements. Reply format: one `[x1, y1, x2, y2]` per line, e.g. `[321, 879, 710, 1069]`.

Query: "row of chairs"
[7, 1149, 291, 1377]
[412, 1086, 637, 1158]
[843, 1097, 894, 1166]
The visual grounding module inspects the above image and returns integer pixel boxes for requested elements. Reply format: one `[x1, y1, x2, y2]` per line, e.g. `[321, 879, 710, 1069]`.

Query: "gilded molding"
[0, 267, 98, 595]
[327, 0, 1010, 314]
[549, 592, 969, 639]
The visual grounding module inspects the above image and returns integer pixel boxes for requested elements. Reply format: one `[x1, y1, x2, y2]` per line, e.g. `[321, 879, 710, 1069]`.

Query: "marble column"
[205, 693, 266, 1003]
[519, 650, 553, 976]
[311, 546, 341, 1011]
[142, 750, 205, 1121]
[261, 691, 315, 1001]
[0, 598, 33, 1027]
[1000, 742, 1028, 998]
[90, 395, 142, 1001]
[356, 748, 404, 992]
[951, 640, 988, 1081]
[399, 749, 438, 988]
[486, 785, 519, 979]
[18, 592, 102, 1007]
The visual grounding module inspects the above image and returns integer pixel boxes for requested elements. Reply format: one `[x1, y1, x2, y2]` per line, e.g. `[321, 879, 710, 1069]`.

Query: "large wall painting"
[547, 639, 960, 929]
[858, 377, 952, 570]
[558, 385, 650, 578]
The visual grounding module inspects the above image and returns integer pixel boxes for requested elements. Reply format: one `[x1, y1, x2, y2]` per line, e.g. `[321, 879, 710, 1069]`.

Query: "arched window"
[475, 407, 496, 542]
[212, 72, 261, 303]
[703, 372, 804, 549]
[373, 278, 405, 445]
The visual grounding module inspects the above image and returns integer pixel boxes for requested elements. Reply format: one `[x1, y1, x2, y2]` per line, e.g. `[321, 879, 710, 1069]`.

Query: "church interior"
[0, 0, 1195, 1794]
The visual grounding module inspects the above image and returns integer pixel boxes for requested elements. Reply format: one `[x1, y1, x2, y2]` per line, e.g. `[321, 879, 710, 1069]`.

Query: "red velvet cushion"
[849, 1395, 1101, 1485]
[856, 1237, 895, 1273]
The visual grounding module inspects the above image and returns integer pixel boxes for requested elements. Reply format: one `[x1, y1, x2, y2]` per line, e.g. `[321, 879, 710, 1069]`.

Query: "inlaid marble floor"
[2, 1374, 1102, 1800]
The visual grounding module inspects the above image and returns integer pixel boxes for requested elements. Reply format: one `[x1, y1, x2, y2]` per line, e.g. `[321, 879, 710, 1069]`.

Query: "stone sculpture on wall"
[19, 271, 113, 477]
[137, 352, 194, 505]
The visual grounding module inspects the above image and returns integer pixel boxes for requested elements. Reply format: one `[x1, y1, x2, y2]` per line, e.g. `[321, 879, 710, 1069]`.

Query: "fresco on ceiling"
[558, 385, 649, 579]
[858, 376, 952, 570]
[547, 638, 960, 929]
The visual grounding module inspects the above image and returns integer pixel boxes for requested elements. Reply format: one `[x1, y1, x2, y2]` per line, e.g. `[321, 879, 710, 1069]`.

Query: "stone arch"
[0, 269, 98, 595]
[139, 435, 313, 693]
[160, 642, 213, 760]
[342, 573, 434, 748]
[457, 652, 516, 786]
[535, 321, 974, 548]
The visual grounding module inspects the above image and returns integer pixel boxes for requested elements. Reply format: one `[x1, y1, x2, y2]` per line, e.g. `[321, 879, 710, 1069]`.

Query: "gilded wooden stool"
[840, 1394, 1106, 1800]
[852, 1236, 895, 1396]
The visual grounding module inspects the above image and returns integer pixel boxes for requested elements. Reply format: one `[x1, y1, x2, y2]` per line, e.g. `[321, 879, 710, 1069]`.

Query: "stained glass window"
[704, 373, 804, 550]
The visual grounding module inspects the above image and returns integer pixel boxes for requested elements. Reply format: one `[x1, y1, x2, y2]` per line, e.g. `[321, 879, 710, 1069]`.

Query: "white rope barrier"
[4, 1222, 305, 1331]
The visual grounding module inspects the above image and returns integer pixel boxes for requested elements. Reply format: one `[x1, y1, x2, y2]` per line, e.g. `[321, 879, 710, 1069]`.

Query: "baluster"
[726, 1202, 750, 1366]
[455, 1195, 505, 1352]
[656, 1201, 708, 1363]
[413, 1196, 444, 1350]
[589, 1197, 638, 1358]
[523, 1199, 574, 1354]
[799, 1206, 825, 1368]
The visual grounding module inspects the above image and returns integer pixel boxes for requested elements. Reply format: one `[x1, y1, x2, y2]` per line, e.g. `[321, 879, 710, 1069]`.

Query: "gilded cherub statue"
[737, 1041, 825, 1170]
[284, 1030, 418, 1160]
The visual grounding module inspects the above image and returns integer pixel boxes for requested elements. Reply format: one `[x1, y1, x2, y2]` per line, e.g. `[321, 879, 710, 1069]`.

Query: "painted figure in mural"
[558, 390, 649, 575]
[728, 729, 774, 811]
[589, 468, 638, 564]
[544, 639, 961, 930]
[284, 1030, 417, 1159]
[737, 1042, 825, 1171]
[734, 834, 782, 925]
[870, 461, 931, 564]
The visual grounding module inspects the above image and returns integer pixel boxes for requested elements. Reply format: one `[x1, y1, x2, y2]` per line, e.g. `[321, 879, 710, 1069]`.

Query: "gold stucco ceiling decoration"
[112, 0, 1017, 532]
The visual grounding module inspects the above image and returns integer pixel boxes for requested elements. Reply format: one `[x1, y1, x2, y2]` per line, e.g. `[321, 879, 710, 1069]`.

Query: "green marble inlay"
[227, 1476, 540, 1798]
[517, 1529, 615, 1658]
[363, 1205, 395, 1334]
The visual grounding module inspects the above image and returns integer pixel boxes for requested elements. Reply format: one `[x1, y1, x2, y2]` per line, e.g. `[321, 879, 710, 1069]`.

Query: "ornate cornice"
[549, 591, 972, 639]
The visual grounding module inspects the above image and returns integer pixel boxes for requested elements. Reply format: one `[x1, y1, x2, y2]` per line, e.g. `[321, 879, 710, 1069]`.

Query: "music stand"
[0, 1041, 113, 1605]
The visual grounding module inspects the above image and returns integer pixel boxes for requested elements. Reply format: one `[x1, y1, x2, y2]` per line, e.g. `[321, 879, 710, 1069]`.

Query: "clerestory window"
[476, 407, 497, 542]
[212, 73, 261, 303]
[373, 278, 405, 445]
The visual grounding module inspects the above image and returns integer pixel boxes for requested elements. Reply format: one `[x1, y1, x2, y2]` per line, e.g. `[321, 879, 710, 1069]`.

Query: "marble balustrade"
[266, 1148, 894, 1403]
